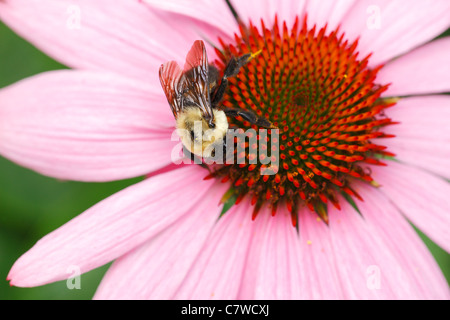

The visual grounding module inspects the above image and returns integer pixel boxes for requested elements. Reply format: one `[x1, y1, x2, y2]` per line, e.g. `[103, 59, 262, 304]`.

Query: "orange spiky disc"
[210, 16, 396, 225]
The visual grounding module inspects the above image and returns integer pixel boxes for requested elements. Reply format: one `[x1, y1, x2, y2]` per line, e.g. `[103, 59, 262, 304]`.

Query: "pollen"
[210, 15, 396, 226]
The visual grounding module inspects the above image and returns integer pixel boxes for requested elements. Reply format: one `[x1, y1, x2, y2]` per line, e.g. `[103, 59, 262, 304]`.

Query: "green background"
[0, 22, 449, 300]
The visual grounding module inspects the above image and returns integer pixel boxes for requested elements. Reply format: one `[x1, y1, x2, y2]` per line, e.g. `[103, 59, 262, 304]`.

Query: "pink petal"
[237, 208, 305, 299]
[371, 161, 450, 254]
[239, 208, 344, 300]
[378, 38, 450, 96]
[239, 186, 449, 299]
[230, 0, 307, 30]
[0, 70, 179, 182]
[327, 184, 449, 299]
[305, 0, 356, 31]
[295, 211, 345, 299]
[341, 0, 450, 67]
[379, 96, 450, 179]
[142, 0, 352, 38]
[7, 165, 214, 287]
[142, 0, 238, 38]
[94, 181, 228, 300]
[173, 201, 255, 299]
[0, 0, 224, 81]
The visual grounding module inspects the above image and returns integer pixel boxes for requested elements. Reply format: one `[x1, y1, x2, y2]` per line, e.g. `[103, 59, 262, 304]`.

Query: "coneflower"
[1, 0, 449, 299]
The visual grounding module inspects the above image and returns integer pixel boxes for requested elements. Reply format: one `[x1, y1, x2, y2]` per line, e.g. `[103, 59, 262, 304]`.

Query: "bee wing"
[184, 40, 209, 72]
[182, 40, 214, 124]
[159, 60, 184, 118]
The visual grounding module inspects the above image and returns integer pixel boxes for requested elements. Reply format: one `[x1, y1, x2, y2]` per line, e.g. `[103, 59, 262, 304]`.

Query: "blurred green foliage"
[0, 21, 449, 300]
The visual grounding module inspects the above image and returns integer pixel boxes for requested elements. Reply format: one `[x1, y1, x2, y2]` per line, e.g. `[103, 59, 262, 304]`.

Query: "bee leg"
[211, 50, 262, 105]
[211, 77, 229, 106]
[222, 136, 233, 163]
[182, 145, 203, 163]
[224, 108, 276, 129]
[182, 145, 195, 161]
[226, 50, 262, 78]
[208, 65, 220, 88]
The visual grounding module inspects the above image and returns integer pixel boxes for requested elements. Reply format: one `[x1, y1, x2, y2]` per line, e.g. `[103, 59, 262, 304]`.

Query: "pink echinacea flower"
[1, 0, 449, 299]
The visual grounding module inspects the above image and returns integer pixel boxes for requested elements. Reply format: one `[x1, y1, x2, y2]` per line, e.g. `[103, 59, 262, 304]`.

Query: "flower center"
[208, 16, 396, 226]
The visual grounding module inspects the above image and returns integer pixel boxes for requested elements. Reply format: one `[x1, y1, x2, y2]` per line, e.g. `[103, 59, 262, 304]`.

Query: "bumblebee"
[159, 40, 273, 159]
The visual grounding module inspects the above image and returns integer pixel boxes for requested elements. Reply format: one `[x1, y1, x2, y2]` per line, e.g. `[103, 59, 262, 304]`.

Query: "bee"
[159, 40, 274, 159]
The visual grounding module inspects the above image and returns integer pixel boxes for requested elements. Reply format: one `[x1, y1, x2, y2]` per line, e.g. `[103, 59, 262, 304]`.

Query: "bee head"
[176, 108, 228, 159]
